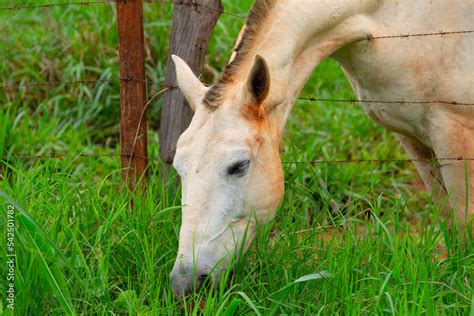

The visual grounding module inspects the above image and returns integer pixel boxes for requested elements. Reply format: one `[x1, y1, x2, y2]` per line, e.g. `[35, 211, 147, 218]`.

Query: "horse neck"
[235, 0, 377, 130]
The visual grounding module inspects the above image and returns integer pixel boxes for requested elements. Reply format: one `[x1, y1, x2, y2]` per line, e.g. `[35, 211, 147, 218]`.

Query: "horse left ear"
[172, 55, 207, 112]
[246, 55, 270, 105]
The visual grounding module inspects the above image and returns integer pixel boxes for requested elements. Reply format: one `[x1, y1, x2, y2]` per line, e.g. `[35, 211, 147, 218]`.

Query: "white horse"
[169, 0, 474, 296]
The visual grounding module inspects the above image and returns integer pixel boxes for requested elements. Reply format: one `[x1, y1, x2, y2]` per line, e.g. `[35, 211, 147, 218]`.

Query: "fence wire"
[2, 153, 474, 163]
[367, 30, 474, 40]
[2, 1, 473, 35]
[0, 0, 246, 18]
[2, 153, 474, 166]
[2, 78, 473, 107]
[0, 1, 114, 11]
[297, 97, 474, 107]
[0, 78, 168, 89]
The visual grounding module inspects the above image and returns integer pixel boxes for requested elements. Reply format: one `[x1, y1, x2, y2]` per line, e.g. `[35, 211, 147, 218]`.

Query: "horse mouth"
[171, 267, 235, 297]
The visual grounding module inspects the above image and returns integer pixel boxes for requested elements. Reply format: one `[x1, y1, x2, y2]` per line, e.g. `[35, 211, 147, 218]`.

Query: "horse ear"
[246, 55, 270, 105]
[172, 55, 206, 112]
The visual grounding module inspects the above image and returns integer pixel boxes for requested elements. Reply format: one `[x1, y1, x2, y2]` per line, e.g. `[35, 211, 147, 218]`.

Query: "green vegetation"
[0, 0, 472, 314]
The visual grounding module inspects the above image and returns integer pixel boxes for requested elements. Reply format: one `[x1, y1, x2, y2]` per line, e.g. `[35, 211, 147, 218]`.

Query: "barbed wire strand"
[2, 1, 474, 31]
[0, 0, 245, 18]
[2, 79, 472, 107]
[367, 30, 474, 40]
[0, 1, 114, 11]
[3, 153, 474, 165]
[3, 153, 155, 160]
[0, 78, 172, 89]
[297, 97, 474, 106]
[0, 79, 115, 89]
[283, 157, 474, 165]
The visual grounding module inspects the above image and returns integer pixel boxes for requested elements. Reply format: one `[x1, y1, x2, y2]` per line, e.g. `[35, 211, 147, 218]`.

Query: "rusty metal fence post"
[116, 0, 148, 191]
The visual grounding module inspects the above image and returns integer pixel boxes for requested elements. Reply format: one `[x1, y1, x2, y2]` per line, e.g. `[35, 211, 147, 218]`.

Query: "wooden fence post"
[116, 0, 148, 190]
[159, 0, 223, 166]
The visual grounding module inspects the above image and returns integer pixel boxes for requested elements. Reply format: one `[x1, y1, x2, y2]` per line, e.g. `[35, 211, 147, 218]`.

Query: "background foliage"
[0, 0, 472, 314]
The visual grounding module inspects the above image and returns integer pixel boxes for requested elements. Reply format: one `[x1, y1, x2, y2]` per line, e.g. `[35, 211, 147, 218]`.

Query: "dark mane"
[203, 0, 275, 108]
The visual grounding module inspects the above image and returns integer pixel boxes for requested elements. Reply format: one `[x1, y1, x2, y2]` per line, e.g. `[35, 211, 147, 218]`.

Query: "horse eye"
[227, 160, 250, 176]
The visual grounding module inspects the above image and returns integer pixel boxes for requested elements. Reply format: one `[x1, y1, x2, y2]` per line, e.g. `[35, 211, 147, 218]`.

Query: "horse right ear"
[246, 55, 270, 105]
[241, 55, 271, 121]
[172, 55, 207, 112]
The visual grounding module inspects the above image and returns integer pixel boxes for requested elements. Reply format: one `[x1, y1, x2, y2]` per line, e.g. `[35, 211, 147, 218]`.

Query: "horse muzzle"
[172, 256, 229, 298]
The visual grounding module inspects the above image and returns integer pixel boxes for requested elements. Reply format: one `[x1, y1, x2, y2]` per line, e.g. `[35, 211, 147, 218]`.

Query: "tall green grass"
[0, 0, 472, 314]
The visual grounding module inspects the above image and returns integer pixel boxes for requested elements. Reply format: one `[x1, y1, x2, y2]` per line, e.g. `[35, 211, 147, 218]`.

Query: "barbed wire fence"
[1, 0, 474, 182]
[5, 152, 474, 165]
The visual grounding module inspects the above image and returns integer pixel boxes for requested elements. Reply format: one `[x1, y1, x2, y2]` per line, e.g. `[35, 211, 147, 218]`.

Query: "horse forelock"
[203, 0, 275, 109]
